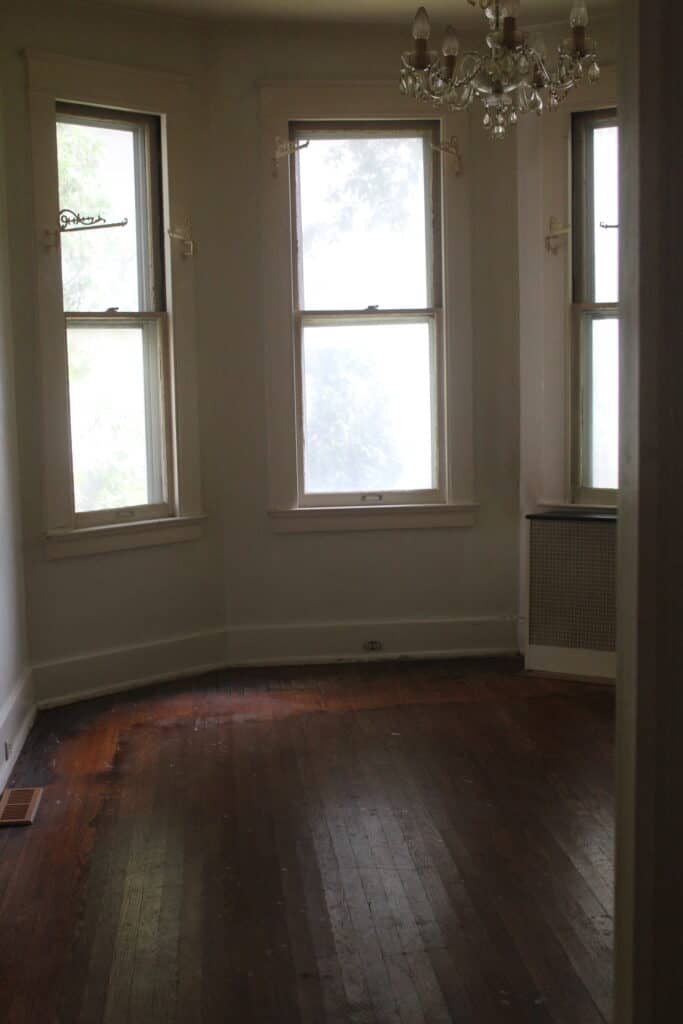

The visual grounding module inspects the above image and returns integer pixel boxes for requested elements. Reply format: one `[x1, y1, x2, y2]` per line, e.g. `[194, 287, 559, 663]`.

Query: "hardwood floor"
[0, 658, 614, 1023]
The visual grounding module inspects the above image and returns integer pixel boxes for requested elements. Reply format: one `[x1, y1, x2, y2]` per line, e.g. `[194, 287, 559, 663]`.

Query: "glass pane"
[57, 118, 142, 312]
[302, 322, 434, 494]
[67, 322, 164, 512]
[297, 134, 430, 310]
[593, 125, 619, 303]
[586, 317, 619, 490]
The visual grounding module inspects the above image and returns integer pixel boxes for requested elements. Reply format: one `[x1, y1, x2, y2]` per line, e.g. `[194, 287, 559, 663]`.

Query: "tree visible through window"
[55, 104, 170, 524]
[291, 122, 443, 506]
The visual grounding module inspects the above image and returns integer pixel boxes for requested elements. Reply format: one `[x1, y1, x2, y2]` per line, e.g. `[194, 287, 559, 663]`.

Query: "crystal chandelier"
[400, 1, 600, 139]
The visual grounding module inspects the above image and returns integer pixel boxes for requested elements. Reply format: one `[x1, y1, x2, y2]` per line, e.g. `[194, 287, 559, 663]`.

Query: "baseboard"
[524, 644, 616, 682]
[0, 670, 36, 792]
[33, 615, 519, 708]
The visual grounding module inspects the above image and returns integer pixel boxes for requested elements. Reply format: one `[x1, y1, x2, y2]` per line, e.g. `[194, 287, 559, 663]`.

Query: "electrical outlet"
[4, 740, 13, 762]
[363, 640, 383, 652]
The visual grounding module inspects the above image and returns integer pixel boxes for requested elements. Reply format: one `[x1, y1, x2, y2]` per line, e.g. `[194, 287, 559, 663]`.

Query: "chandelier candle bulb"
[569, 1, 589, 26]
[412, 5, 431, 37]
[412, 6, 431, 67]
[442, 25, 459, 76]
[442, 26, 459, 56]
[570, 0, 589, 53]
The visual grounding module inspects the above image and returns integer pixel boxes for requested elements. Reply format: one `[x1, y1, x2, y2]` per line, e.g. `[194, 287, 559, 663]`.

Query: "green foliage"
[57, 123, 115, 310]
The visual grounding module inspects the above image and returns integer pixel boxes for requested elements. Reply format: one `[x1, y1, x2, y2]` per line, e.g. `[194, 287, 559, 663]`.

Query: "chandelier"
[400, 1, 600, 139]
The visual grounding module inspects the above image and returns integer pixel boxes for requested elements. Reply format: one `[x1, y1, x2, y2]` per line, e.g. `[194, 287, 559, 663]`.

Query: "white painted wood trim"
[33, 615, 519, 707]
[538, 66, 618, 506]
[0, 671, 36, 794]
[269, 503, 477, 532]
[45, 514, 205, 559]
[259, 81, 475, 518]
[525, 644, 616, 681]
[25, 51, 203, 538]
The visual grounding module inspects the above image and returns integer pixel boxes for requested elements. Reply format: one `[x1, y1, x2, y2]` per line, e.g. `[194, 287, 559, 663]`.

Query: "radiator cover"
[528, 515, 616, 652]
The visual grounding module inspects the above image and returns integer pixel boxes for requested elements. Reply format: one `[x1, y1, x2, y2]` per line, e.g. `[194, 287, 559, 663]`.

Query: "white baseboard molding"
[0, 670, 36, 792]
[525, 644, 616, 682]
[33, 615, 519, 708]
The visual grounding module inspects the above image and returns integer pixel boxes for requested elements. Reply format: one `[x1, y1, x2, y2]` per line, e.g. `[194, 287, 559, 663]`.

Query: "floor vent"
[0, 787, 43, 827]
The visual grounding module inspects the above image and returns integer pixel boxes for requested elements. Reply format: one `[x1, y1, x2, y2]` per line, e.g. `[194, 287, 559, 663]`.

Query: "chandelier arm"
[445, 52, 486, 89]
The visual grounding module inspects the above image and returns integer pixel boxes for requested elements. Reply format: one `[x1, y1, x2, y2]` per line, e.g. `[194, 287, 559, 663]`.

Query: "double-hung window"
[27, 52, 203, 557]
[261, 83, 475, 532]
[56, 103, 171, 526]
[572, 108, 619, 503]
[290, 121, 444, 509]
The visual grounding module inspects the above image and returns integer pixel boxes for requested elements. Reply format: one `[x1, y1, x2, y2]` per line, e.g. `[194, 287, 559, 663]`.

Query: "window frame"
[26, 51, 204, 557]
[56, 101, 166, 315]
[571, 107, 619, 506]
[290, 119, 446, 509]
[64, 312, 174, 529]
[260, 82, 476, 532]
[56, 102, 174, 528]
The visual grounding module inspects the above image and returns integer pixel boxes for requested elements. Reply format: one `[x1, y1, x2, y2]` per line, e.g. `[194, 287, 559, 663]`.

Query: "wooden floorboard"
[0, 657, 615, 1023]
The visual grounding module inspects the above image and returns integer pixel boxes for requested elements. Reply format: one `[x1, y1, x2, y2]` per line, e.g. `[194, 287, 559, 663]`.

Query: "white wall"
[0, 0, 615, 705]
[0, 81, 32, 781]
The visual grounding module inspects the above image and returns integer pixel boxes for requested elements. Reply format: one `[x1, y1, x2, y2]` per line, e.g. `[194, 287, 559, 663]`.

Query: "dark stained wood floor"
[0, 658, 614, 1024]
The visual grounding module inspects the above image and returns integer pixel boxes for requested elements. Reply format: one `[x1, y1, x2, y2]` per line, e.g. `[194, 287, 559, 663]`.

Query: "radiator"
[525, 512, 616, 679]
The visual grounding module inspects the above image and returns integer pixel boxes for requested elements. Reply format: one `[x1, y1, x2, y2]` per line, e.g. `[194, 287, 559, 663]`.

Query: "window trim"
[527, 66, 616, 512]
[26, 51, 203, 556]
[571, 107, 619, 505]
[260, 81, 475, 531]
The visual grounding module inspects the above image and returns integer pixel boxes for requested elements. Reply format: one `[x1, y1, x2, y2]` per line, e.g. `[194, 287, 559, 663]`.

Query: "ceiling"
[75, 0, 618, 27]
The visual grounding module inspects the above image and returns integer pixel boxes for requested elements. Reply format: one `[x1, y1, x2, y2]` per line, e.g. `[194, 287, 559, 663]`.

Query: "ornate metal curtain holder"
[272, 137, 310, 178]
[546, 216, 571, 254]
[59, 209, 129, 233]
[431, 136, 463, 175]
[168, 227, 195, 258]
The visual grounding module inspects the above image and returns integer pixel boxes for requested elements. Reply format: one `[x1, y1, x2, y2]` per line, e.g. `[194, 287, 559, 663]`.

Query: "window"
[261, 83, 475, 532]
[27, 53, 203, 556]
[56, 104, 171, 526]
[572, 109, 619, 503]
[291, 122, 444, 508]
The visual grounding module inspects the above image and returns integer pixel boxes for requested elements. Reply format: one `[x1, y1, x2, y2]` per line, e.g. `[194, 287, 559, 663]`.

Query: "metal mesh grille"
[529, 519, 616, 651]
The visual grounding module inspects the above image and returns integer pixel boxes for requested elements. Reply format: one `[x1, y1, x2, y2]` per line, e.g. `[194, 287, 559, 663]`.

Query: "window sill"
[536, 500, 617, 514]
[45, 514, 206, 560]
[269, 503, 478, 534]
